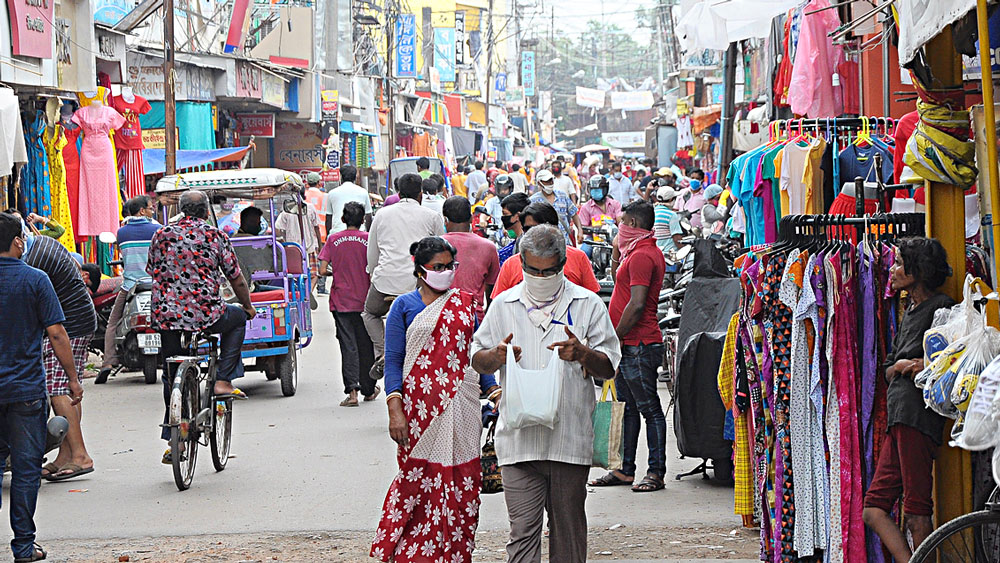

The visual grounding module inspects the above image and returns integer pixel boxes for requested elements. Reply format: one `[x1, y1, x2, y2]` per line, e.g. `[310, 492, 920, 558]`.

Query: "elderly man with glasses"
[472, 224, 621, 563]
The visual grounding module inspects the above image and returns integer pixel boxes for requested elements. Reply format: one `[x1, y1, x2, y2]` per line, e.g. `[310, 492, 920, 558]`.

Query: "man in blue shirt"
[97, 196, 162, 383]
[0, 212, 81, 563]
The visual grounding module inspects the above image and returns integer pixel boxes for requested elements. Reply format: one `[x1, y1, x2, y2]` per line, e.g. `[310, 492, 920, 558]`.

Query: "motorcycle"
[581, 221, 617, 307]
[94, 232, 160, 385]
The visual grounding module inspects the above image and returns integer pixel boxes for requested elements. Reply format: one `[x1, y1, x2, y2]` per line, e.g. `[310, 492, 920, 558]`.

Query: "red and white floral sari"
[370, 290, 483, 563]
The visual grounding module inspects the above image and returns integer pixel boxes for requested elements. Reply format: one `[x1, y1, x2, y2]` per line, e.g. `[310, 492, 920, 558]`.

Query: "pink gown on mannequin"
[72, 104, 125, 236]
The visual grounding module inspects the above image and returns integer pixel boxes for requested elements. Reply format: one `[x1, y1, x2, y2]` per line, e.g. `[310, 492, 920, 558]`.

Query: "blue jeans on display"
[0, 398, 47, 560]
[616, 343, 667, 479]
[160, 304, 248, 440]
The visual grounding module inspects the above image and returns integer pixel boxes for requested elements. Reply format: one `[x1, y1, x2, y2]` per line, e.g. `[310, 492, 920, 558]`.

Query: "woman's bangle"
[386, 392, 403, 403]
[487, 388, 502, 402]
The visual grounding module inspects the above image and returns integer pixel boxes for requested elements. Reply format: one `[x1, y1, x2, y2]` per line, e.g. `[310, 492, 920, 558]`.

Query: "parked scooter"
[581, 221, 617, 307]
[94, 232, 160, 384]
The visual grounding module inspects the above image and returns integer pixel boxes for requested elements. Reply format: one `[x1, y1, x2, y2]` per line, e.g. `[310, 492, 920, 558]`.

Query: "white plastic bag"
[502, 345, 563, 430]
[952, 354, 1000, 450]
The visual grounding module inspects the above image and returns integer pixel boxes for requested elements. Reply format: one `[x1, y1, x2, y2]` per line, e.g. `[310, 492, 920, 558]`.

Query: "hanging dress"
[72, 103, 126, 236]
[111, 93, 151, 198]
[22, 111, 51, 216]
[62, 119, 83, 242]
[42, 123, 76, 251]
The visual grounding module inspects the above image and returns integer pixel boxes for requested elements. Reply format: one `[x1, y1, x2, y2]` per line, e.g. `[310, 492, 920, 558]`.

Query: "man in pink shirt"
[317, 202, 378, 406]
[577, 176, 622, 258]
[441, 196, 500, 320]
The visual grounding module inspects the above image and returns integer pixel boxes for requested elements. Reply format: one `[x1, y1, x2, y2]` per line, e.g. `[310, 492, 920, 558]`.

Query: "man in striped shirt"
[23, 234, 97, 482]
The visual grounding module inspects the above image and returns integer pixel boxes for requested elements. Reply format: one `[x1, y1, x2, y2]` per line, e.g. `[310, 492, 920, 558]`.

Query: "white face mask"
[523, 271, 565, 303]
[539, 183, 555, 195]
[421, 267, 456, 291]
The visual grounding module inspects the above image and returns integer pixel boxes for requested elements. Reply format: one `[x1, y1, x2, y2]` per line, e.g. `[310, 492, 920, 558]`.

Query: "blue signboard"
[93, 0, 135, 26]
[434, 28, 456, 83]
[521, 51, 536, 97]
[495, 72, 507, 93]
[395, 14, 417, 78]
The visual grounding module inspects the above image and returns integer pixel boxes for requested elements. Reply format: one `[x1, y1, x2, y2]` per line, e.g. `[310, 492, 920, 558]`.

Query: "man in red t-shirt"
[441, 197, 500, 320]
[317, 201, 378, 406]
[590, 200, 666, 493]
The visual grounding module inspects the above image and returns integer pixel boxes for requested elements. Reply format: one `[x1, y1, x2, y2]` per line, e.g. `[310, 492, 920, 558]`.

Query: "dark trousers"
[333, 311, 376, 396]
[617, 343, 667, 478]
[159, 304, 248, 440]
[0, 398, 47, 560]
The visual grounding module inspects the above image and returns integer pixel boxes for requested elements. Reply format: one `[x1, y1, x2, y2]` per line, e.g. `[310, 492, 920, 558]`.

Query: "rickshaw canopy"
[155, 168, 304, 203]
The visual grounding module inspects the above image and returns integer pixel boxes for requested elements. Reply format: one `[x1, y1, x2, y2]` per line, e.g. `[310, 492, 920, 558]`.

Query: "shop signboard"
[261, 73, 285, 107]
[126, 52, 216, 101]
[495, 72, 507, 93]
[93, 0, 135, 26]
[325, 149, 340, 169]
[455, 12, 465, 66]
[321, 168, 341, 183]
[7, 0, 55, 58]
[521, 51, 535, 97]
[433, 28, 456, 83]
[321, 90, 339, 122]
[505, 86, 523, 103]
[236, 61, 263, 99]
[141, 128, 179, 150]
[601, 131, 645, 148]
[609, 90, 654, 111]
[235, 113, 276, 137]
[575, 86, 604, 108]
[274, 121, 325, 170]
[394, 14, 417, 78]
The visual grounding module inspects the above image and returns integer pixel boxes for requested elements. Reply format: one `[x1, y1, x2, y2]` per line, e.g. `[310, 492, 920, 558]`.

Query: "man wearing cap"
[323, 164, 373, 235]
[530, 168, 581, 246]
[701, 184, 730, 237]
[653, 187, 683, 253]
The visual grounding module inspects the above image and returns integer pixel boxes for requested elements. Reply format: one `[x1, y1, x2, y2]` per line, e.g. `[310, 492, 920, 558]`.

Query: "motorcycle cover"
[676, 277, 741, 360]
[692, 239, 730, 278]
[674, 330, 732, 460]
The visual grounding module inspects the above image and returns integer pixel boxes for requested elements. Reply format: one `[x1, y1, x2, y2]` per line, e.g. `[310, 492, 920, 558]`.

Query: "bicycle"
[162, 332, 241, 491]
[911, 486, 1000, 562]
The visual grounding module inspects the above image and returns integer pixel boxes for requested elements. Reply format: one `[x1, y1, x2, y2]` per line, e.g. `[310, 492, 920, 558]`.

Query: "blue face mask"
[590, 189, 606, 201]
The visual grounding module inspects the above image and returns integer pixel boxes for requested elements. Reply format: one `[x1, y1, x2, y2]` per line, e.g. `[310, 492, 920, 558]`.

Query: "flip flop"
[588, 472, 634, 487]
[214, 388, 248, 400]
[340, 397, 359, 407]
[364, 385, 381, 402]
[41, 462, 60, 479]
[13, 542, 46, 562]
[46, 463, 94, 482]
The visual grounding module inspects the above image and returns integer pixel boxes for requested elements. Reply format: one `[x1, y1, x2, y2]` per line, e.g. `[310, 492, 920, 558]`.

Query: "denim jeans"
[160, 304, 248, 440]
[0, 398, 47, 560]
[616, 343, 666, 478]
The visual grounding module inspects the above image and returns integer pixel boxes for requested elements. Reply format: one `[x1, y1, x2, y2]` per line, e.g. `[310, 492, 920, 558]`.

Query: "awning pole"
[977, 0, 1000, 290]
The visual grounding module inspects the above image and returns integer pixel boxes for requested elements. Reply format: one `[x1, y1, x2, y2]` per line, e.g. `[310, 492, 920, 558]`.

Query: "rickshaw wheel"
[278, 343, 297, 397]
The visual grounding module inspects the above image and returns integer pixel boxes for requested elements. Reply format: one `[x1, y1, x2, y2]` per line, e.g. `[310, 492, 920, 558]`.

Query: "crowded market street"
[12, 307, 755, 561]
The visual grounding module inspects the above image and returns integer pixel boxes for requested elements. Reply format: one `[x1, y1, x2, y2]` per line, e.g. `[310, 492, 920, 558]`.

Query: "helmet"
[587, 175, 609, 190]
[306, 172, 321, 185]
[656, 186, 678, 202]
[704, 184, 724, 200]
[494, 174, 513, 193]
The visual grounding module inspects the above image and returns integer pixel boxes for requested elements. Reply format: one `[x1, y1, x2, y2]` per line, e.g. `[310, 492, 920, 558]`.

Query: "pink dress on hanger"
[72, 104, 125, 236]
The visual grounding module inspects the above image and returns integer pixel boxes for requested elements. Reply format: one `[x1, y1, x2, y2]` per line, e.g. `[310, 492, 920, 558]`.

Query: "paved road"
[3, 298, 750, 559]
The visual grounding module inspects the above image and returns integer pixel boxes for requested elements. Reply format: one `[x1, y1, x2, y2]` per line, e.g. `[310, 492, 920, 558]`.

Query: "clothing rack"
[771, 116, 895, 133]
[775, 212, 926, 244]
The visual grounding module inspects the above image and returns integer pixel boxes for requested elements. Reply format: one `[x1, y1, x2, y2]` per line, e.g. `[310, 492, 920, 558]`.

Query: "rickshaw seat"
[284, 244, 305, 275]
[250, 289, 285, 303]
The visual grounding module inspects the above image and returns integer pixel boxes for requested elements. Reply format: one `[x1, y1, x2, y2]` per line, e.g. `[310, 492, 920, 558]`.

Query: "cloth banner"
[142, 146, 252, 175]
[609, 91, 654, 111]
[576, 86, 606, 108]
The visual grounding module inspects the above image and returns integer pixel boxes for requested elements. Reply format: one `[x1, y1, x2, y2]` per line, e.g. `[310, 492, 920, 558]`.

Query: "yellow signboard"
[142, 128, 179, 150]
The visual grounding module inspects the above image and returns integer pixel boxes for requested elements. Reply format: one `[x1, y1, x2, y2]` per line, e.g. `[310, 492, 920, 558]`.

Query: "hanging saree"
[371, 290, 483, 563]
[22, 111, 51, 216]
[43, 123, 76, 251]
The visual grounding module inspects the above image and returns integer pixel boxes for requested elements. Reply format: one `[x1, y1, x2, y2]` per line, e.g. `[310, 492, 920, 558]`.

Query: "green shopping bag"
[592, 380, 625, 470]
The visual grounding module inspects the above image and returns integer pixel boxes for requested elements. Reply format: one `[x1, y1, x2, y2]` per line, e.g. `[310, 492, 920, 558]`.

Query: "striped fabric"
[718, 313, 754, 517]
[24, 237, 97, 339]
[117, 148, 145, 199]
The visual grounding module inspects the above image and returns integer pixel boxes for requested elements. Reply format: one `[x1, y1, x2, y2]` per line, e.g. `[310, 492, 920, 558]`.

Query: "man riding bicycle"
[146, 190, 257, 464]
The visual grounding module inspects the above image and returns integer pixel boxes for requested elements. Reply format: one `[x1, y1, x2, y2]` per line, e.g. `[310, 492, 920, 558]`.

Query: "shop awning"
[340, 120, 378, 136]
[142, 146, 253, 176]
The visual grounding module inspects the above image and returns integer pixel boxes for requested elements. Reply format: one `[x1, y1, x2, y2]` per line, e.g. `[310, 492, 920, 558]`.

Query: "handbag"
[592, 380, 625, 470]
[481, 419, 503, 494]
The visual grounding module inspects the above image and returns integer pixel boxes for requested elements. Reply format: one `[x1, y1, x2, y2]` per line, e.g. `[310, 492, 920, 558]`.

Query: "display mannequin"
[111, 85, 151, 198]
[73, 93, 126, 236]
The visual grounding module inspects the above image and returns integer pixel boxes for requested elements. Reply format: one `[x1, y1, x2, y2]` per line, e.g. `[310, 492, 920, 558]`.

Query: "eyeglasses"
[522, 261, 565, 278]
[425, 261, 459, 272]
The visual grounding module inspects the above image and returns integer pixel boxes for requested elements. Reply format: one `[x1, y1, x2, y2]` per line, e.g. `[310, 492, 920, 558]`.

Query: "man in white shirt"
[323, 165, 372, 234]
[420, 174, 447, 216]
[466, 160, 488, 203]
[364, 173, 446, 364]
[550, 161, 576, 201]
[607, 161, 637, 203]
[509, 163, 529, 193]
[472, 224, 621, 563]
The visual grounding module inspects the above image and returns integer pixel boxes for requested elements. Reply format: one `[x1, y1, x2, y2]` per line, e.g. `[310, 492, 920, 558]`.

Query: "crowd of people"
[0, 150, 719, 563]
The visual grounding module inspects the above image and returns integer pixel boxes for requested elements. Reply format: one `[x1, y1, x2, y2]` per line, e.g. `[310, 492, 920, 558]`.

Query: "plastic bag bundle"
[952, 354, 1000, 450]
[945, 324, 1000, 436]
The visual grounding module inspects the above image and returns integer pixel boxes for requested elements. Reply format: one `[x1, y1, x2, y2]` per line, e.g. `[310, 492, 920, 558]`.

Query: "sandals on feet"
[588, 472, 634, 487]
[14, 543, 46, 562]
[364, 385, 381, 402]
[340, 396, 359, 407]
[46, 463, 94, 482]
[631, 474, 665, 492]
[40, 462, 60, 479]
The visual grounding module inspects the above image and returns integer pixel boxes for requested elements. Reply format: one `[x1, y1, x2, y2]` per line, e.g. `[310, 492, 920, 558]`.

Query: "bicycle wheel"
[210, 398, 233, 471]
[911, 510, 1000, 563]
[170, 365, 200, 491]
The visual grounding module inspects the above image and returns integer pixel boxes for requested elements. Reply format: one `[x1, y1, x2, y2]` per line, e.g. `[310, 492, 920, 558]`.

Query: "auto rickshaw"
[154, 168, 313, 396]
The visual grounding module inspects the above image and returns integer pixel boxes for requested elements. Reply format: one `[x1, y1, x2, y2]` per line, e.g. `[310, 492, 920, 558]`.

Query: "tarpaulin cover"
[674, 330, 732, 460]
[142, 146, 252, 175]
[692, 239, 731, 278]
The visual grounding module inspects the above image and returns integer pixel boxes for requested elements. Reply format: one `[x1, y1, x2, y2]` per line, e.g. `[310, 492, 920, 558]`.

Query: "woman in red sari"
[371, 237, 501, 563]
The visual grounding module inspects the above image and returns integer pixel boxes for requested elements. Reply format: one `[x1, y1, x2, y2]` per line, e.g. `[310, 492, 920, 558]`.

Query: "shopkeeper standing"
[862, 238, 954, 562]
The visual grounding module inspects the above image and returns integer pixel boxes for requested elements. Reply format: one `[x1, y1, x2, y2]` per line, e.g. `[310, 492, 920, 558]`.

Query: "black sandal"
[14, 543, 46, 562]
[588, 472, 634, 487]
[631, 474, 665, 492]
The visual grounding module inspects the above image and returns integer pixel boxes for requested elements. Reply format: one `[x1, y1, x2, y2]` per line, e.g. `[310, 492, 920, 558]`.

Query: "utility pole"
[386, 0, 395, 160]
[717, 42, 737, 182]
[655, 0, 664, 95]
[164, 0, 177, 175]
[486, 0, 494, 134]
